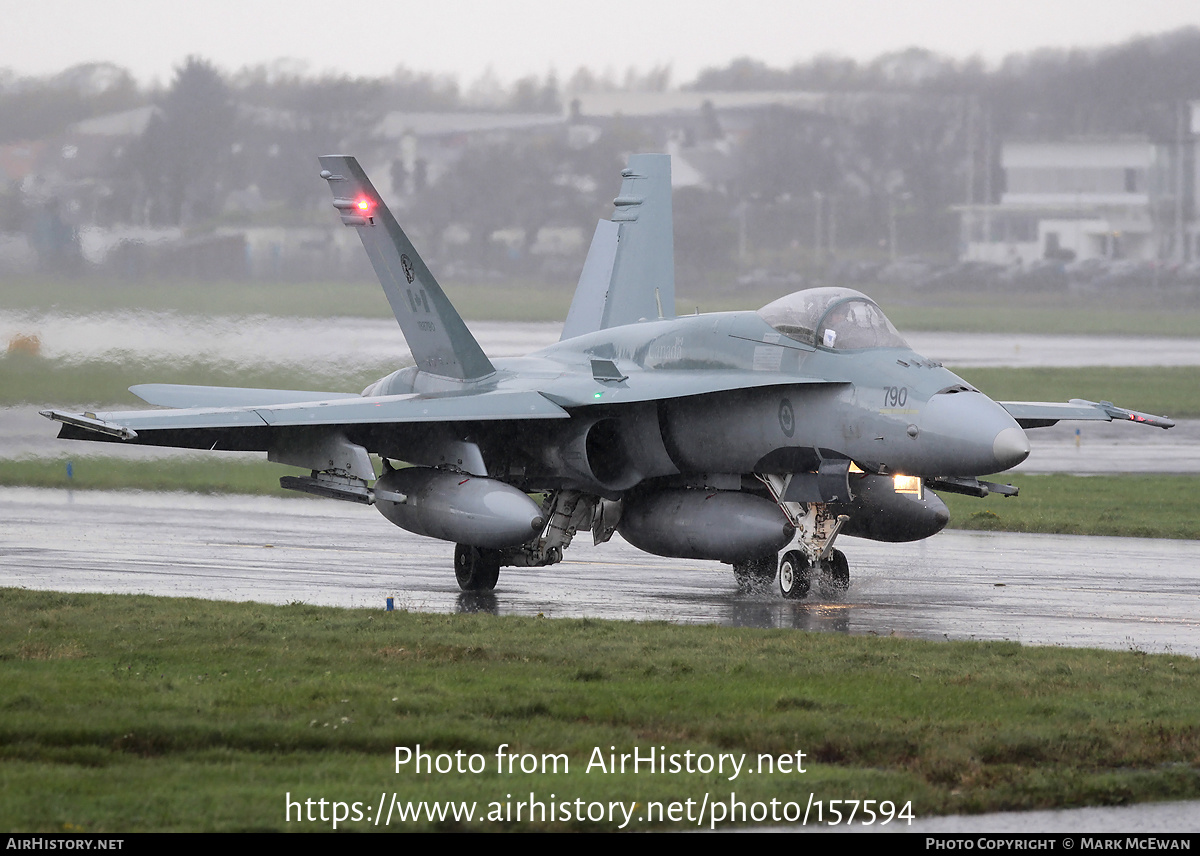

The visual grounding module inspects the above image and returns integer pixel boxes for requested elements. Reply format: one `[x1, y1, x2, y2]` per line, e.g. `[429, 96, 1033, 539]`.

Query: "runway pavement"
[6, 311, 1200, 369]
[5, 486, 1199, 657]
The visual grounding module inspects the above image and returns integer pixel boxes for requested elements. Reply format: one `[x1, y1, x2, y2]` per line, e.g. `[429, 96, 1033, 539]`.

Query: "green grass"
[3, 352, 397, 409]
[0, 456, 294, 496]
[876, 292, 1200, 337]
[5, 275, 1200, 334]
[1, 277, 574, 322]
[1, 587, 1198, 831]
[952, 366, 1200, 420]
[943, 474, 1200, 540]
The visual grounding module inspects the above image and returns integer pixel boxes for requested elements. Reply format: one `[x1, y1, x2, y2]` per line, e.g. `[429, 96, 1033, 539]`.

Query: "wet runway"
[1011, 417, 1200, 473]
[7, 310, 1200, 370]
[6, 487, 1199, 657]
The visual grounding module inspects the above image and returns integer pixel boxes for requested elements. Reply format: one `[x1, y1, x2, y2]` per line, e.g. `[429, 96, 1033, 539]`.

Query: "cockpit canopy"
[757, 287, 909, 351]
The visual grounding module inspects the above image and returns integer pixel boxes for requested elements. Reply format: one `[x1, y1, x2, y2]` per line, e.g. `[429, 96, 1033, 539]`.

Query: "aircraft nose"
[993, 426, 1030, 470]
[914, 391, 1030, 476]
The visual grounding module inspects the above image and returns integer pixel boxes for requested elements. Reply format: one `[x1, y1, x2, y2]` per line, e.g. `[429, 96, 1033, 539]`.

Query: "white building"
[959, 137, 1189, 265]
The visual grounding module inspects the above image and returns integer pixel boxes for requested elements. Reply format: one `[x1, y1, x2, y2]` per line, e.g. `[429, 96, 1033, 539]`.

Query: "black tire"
[824, 548, 850, 593]
[734, 554, 778, 592]
[454, 544, 501, 592]
[778, 550, 811, 600]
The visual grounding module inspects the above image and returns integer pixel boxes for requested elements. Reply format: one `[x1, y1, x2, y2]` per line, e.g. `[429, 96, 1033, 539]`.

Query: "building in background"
[959, 131, 1195, 266]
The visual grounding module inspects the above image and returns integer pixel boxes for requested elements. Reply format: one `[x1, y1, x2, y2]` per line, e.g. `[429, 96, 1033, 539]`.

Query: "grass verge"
[1, 587, 1198, 832]
[5, 276, 1200, 334]
[942, 474, 1200, 540]
[1, 277, 574, 322]
[3, 352, 398, 409]
[0, 456, 293, 496]
[953, 366, 1199, 421]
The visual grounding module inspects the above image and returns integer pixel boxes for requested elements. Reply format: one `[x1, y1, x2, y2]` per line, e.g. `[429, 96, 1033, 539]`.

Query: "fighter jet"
[42, 154, 1174, 599]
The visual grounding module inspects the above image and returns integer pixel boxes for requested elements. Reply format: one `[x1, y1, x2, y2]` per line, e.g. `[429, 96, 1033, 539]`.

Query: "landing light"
[893, 474, 923, 497]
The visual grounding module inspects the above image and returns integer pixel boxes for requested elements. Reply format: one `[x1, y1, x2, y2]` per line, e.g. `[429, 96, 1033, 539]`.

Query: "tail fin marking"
[318, 155, 494, 382]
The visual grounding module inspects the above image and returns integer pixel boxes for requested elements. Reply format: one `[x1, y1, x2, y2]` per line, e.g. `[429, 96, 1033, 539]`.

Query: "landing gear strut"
[757, 473, 853, 600]
[454, 544, 501, 591]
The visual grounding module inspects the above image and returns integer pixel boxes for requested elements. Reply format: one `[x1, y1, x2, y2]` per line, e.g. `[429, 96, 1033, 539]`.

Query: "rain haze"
[6, 0, 1200, 832]
[4, 0, 1200, 85]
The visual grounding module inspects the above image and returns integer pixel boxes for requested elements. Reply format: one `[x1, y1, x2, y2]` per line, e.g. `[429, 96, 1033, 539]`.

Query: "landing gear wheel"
[823, 548, 850, 593]
[454, 544, 501, 592]
[778, 550, 811, 600]
[733, 554, 777, 592]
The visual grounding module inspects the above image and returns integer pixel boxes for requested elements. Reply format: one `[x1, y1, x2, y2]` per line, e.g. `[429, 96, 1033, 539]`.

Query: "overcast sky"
[4, 0, 1199, 87]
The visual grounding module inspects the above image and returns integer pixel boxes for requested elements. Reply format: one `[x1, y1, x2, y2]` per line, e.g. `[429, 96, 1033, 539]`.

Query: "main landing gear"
[454, 544, 501, 591]
[733, 554, 778, 592]
[451, 491, 601, 592]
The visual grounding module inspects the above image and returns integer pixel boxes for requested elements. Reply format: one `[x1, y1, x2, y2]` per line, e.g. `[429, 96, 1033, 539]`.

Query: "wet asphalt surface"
[6, 486, 1198, 657]
[6, 312, 1200, 370]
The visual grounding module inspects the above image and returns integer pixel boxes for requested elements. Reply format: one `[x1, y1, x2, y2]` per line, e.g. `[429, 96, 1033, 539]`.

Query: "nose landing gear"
[757, 474, 853, 600]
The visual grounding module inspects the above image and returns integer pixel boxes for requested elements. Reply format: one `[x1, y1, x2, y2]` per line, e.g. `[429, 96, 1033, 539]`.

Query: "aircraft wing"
[42, 389, 570, 442]
[999, 399, 1175, 429]
[130, 383, 361, 408]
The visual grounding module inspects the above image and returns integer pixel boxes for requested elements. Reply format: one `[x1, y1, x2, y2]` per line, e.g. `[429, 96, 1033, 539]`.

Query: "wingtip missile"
[1071, 399, 1175, 429]
[40, 409, 139, 440]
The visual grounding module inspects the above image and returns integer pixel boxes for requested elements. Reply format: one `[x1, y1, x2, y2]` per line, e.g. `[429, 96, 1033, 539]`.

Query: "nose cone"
[912, 392, 1030, 476]
[993, 426, 1030, 470]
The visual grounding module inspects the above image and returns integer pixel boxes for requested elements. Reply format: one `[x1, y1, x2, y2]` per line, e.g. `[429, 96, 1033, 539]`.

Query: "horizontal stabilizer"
[131, 384, 359, 408]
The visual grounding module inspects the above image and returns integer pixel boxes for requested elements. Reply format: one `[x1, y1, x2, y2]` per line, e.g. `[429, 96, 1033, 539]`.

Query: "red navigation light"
[356, 197, 372, 212]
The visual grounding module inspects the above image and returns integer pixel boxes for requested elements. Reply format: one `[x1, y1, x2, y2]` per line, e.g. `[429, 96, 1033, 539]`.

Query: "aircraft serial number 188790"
[43, 155, 1173, 599]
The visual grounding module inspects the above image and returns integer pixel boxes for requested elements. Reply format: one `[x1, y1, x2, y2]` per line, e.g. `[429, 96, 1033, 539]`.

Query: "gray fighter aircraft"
[42, 154, 1174, 598]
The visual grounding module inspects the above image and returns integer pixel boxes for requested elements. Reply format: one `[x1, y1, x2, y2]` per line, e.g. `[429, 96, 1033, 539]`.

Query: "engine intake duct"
[542, 406, 677, 495]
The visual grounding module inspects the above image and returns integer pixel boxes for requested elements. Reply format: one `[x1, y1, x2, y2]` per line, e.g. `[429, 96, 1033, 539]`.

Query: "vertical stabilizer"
[560, 154, 675, 340]
[318, 155, 494, 381]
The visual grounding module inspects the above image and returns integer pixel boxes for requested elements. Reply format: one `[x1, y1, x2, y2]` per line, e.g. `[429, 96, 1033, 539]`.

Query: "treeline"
[10, 27, 1200, 148]
[3, 29, 1199, 283]
[0, 61, 685, 147]
[692, 28, 1200, 139]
